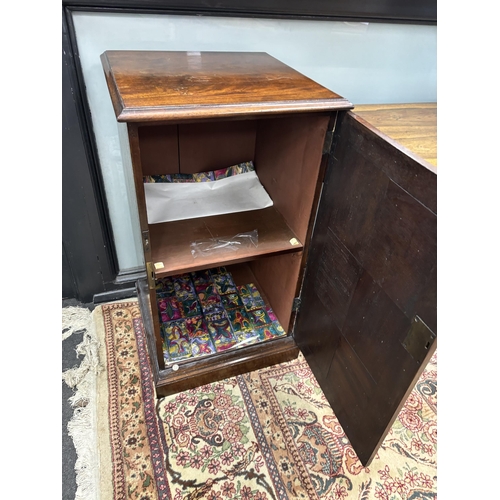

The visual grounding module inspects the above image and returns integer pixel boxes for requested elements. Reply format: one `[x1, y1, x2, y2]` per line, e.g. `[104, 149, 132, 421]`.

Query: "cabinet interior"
[137, 112, 330, 362]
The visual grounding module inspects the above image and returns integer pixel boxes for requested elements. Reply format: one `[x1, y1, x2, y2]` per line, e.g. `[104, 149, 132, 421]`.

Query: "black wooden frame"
[61, 0, 436, 303]
[63, 7, 141, 303]
[63, 1, 436, 24]
[63, 9, 114, 303]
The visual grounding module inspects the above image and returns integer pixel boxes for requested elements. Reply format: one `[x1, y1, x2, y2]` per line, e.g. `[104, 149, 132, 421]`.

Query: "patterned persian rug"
[71, 299, 437, 500]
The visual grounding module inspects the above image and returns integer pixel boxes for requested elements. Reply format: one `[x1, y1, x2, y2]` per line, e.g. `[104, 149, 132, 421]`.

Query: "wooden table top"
[353, 103, 437, 168]
[101, 51, 352, 122]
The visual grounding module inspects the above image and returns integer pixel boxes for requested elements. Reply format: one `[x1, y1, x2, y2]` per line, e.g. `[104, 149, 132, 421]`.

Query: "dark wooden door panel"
[295, 111, 437, 466]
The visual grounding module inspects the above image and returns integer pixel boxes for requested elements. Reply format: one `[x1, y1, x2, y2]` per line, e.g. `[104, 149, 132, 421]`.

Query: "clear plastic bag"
[190, 230, 258, 258]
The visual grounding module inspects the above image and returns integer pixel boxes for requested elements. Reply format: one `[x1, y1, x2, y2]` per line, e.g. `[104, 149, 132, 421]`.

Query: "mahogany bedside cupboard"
[101, 50, 437, 467]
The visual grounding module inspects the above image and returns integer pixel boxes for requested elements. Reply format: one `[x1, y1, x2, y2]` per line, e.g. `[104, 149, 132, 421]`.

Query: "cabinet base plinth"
[155, 337, 299, 397]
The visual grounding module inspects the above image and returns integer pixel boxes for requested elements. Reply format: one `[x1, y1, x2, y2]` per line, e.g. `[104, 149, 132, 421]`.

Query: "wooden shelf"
[149, 206, 303, 277]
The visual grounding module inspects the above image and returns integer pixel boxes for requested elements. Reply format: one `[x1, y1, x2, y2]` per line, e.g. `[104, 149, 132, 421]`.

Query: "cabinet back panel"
[179, 121, 257, 174]
[138, 124, 179, 176]
[255, 114, 329, 242]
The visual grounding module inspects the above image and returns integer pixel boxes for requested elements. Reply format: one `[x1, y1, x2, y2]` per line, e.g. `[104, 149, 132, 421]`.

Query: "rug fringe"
[62, 306, 101, 500]
[62, 306, 94, 341]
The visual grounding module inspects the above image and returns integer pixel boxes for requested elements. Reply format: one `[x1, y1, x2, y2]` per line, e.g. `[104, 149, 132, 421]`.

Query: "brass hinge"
[292, 297, 301, 312]
[146, 262, 156, 290]
[322, 130, 334, 155]
[142, 230, 150, 252]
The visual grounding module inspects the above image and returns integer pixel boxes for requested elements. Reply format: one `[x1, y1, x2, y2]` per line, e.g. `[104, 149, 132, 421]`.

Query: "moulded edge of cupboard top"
[100, 50, 353, 123]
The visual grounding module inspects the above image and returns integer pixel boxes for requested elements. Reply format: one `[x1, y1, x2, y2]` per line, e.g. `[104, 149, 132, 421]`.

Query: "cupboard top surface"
[353, 103, 437, 168]
[101, 50, 352, 122]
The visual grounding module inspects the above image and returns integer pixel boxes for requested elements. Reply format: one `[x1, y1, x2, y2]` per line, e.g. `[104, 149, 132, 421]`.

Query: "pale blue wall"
[72, 12, 437, 272]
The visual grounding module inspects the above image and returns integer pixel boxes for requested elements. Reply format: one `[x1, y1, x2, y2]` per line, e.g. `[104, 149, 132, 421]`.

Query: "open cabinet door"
[294, 110, 437, 467]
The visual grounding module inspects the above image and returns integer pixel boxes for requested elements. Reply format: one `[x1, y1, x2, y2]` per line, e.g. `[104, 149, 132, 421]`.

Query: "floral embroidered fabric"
[156, 266, 286, 363]
[98, 301, 437, 500]
[144, 161, 255, 183]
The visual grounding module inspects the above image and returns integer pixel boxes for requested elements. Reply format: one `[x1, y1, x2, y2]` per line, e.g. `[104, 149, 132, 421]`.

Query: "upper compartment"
[100, 50, 352, 123]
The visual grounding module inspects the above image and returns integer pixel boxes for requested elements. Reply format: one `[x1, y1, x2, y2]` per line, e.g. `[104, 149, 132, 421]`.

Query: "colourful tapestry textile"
[156, 267, 286, 363]
[144, 161, 255, 184]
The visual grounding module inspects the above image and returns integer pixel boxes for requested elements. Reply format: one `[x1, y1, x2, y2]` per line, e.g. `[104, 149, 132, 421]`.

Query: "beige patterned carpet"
[67, 299, 437, 500]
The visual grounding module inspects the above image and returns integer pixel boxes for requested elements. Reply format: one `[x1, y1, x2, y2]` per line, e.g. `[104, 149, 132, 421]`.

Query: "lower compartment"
[137, 261, 300, 397]
[157, 264, 288, 364]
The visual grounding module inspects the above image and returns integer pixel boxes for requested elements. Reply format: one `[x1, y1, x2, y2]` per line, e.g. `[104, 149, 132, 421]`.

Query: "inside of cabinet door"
[294, 110, 437, 467]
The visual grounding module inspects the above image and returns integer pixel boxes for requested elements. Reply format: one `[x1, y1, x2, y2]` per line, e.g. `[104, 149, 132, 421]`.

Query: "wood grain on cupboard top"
[353, 103, 437, 168]
[101, 50, 352, 122]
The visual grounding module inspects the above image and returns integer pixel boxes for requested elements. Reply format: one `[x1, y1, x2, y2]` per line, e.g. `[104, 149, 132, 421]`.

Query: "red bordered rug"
[94, 300, 437, 500]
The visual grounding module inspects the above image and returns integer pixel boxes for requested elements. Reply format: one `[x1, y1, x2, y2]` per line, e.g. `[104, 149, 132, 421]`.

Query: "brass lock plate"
[402, 315, 436, 365]
[146, 262, 156, 290]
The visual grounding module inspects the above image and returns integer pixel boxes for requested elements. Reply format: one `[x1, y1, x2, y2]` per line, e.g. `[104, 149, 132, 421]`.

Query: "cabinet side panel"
[137, 278, 162, 383]
[254, 114, 329, 242]
[250, 251, 303, 334]
[127, 124, 152, 233]
[127, 124, 165, 369]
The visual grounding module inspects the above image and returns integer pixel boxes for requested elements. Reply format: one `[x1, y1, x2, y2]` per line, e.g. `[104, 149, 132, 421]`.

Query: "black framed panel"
[63, 7, 140, 302]
[62, 0, 436, 24]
